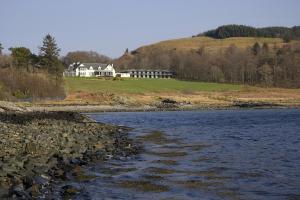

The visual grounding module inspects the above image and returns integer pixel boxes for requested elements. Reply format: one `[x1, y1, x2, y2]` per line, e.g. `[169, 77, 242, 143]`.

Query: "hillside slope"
[114, 36, 300, 88]
[115, 36, 291, 69]
[135, 36, 284, 53]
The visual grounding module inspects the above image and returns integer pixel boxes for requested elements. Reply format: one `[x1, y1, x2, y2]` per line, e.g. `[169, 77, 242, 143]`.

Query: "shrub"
[0, 68, 65, 101]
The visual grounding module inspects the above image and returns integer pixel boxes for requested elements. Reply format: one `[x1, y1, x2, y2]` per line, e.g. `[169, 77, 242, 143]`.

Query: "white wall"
[116, 73, 131, 78]
[74, 63, 116, 77]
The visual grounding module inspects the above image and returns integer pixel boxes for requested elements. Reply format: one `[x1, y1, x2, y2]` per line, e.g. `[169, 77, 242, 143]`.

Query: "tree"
[262, 43, 269, 53]
[30, 53, 40, 72]
[252, 42, 261, 56]
[39, 34, 63, 85]
[124, 48, 129, 55]
[39, 34, 61, 71]
[283, 33, 291, 43]
[258, 63, 274, 86]
[0, 54, 12, 68]
[9, 47, 32, 71]
[0, 43, 3, 55]
[62, 51, 111, 66]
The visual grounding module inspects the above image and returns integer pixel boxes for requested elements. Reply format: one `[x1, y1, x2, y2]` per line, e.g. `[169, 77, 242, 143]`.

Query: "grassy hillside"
[115, 36, 294, 70]
[133, 36, 286, 53]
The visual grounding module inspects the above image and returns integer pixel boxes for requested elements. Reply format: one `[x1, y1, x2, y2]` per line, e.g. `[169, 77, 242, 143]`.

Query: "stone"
[61, 185, 80, 198]
[25, 143, 37, 154]
[94, 142, 105, 150]
[0, 111, 136, 198]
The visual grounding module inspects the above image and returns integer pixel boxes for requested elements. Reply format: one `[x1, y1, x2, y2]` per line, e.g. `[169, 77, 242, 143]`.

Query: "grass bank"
[22, 77, 298, 110]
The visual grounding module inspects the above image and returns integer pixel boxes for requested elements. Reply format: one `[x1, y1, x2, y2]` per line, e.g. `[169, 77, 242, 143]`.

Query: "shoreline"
[18, 103, 300, 113]
[0, 111, 139, 199]
[2, 97, 300, 113]
[1, 100, 300, 114]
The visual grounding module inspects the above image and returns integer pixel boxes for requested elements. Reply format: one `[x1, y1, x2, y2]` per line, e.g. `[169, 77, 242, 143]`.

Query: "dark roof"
[79, 63, 109, 70]
[121, 69, 173, 73]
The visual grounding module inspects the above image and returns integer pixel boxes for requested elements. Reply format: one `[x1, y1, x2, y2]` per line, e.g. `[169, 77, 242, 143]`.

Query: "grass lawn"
[64, 77, 243, 94]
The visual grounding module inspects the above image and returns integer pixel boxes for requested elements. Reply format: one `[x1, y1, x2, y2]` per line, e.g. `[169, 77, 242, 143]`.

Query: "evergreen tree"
[125, 48, 129, 55]
[39, 34, 63, 84]
[201, 25, 299, 40]
[283, 33, 291, 43]
[262, 43, 269, 54]
[252, 42, 261, 56]
[39, 34, 61, 71]
[0, 43, 3, 55]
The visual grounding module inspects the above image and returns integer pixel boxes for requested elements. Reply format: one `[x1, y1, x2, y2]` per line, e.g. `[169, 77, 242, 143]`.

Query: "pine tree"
[124, 48, 129, 55]
[262, 43, 269, 54]
[0, 43, 3, 55]
[252, 42, 261, 56]
[39, 34, 63, 85]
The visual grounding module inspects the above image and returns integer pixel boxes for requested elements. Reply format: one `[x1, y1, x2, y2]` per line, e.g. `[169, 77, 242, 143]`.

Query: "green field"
[65, 77, 242, 94]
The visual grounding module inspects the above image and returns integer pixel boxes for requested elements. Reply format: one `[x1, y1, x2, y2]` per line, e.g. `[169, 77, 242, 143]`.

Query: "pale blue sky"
[1, 0, 299, 58]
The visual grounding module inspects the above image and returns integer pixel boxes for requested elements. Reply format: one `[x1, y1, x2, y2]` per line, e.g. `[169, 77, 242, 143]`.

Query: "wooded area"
[199, 25, 300, 42]
[0, 35, 65, 100]
[117, 42, 300, 88]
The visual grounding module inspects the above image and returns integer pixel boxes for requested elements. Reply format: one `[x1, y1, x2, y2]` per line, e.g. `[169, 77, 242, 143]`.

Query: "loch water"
[74, 109, 299, 200]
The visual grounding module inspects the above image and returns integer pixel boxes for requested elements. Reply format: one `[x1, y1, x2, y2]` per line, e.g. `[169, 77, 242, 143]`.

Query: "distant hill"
[198, 25, 300, 41]
[133, 36, 284, 53]
[114, 36, 288, 69]
[114, 24, 300, 88]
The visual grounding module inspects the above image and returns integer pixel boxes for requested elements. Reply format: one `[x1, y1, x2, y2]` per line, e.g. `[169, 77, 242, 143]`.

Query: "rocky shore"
[0, 111, 138, 199]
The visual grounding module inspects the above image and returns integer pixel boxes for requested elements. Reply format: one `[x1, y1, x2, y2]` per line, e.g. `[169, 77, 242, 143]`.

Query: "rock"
[10, 183, 31, 199]
[161, 98, 177, 104]
[61, 185, 80, 198]
[158, 98, 179, 109]
[93, 142, 105, 150]
[233, 101, 280, 108]
[0, 101, 27, 112]
[0, 187, 9, 198]
[27, 184, 40, 198]
[33, 175, 49, 187]
[0, 111, 137, 198]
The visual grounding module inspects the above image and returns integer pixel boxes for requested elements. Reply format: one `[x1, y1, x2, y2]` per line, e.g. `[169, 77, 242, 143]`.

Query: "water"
[75, 109, 299, 200]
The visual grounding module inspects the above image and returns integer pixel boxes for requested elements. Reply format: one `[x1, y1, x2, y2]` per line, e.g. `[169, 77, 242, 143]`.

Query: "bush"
[0, 68, 65, 101]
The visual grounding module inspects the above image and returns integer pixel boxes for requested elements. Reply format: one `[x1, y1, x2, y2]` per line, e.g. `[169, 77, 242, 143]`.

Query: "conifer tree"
[252, 42, 261, 56]
[0, 43, 3, 55]
[39, 34, 63, 85]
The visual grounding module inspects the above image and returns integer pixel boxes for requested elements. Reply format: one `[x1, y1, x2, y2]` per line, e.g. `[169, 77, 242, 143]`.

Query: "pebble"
[0, 111, 139, 198]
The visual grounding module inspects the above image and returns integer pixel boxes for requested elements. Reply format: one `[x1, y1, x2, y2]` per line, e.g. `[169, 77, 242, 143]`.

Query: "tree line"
[0, 35, 65, 100]
[62, 51, 111, 66]
[117, 42, 300, 88]
[199, 25, 300, 42]
[0, 34, 63, 82]
[0, 36, 112, 100]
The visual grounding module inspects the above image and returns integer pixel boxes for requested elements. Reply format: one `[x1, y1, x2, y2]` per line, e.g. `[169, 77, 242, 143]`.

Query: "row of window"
[79, 72, 113, 76]
[129, 72, 173, 76]
[132, 75, 172, 78]
[95, 72, 113, 76]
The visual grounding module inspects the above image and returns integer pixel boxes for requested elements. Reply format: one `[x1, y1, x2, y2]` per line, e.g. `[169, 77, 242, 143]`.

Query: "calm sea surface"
[71, 109, 299, 200]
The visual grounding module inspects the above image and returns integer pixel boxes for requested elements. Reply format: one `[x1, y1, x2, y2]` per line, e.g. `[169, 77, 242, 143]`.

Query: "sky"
[1, 0, 300, 58]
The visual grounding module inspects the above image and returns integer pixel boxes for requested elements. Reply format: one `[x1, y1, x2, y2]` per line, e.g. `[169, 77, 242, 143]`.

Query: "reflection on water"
[70, 109, 299, 200]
